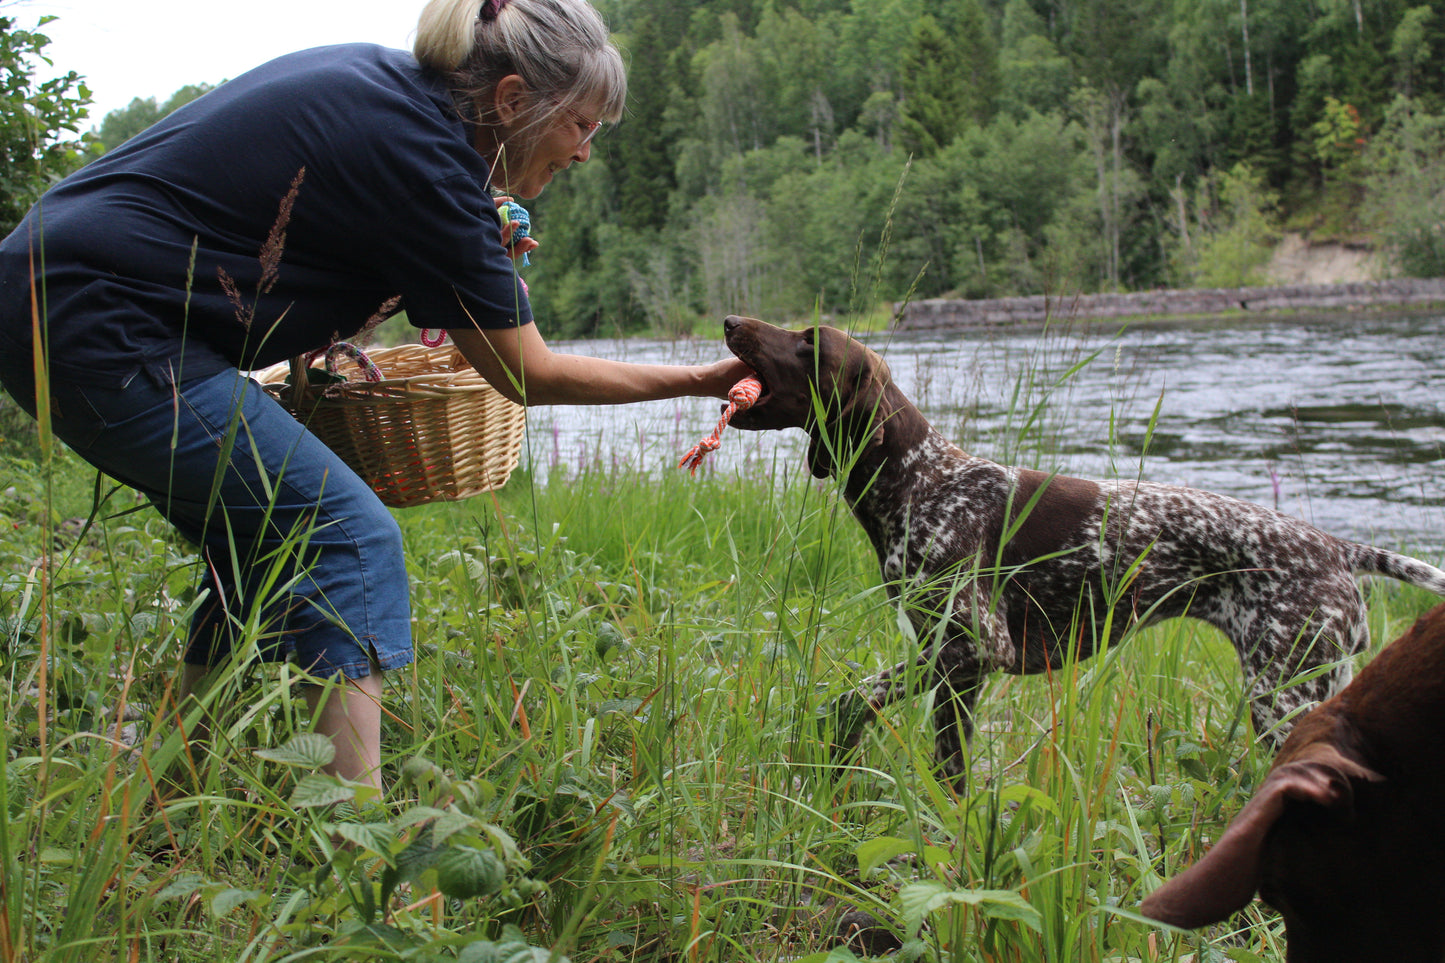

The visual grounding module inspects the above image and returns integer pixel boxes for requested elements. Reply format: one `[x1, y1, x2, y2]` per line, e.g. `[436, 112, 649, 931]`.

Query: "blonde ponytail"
[413, 0, 479, 73]
[413, 0, 626, 127]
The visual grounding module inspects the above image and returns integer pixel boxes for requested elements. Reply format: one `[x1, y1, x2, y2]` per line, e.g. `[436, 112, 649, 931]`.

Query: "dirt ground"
[1264, 232, 1387, 284]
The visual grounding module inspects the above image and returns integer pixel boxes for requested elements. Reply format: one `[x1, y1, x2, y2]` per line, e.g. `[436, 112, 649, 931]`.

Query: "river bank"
[895, 277, 1445, 331]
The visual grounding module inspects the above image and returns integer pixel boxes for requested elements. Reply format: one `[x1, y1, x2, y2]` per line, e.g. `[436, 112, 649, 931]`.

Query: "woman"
[0, 0, 749, 790]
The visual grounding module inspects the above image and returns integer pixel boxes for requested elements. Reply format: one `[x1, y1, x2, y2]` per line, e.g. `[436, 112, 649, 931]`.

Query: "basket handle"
[287, 355, 311, 408]
[287, 342, 384, 404]
[324, 342, 384, 382]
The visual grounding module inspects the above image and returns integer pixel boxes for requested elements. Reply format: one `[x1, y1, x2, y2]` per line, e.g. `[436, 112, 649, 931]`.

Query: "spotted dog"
[722, 315, 1445, 780]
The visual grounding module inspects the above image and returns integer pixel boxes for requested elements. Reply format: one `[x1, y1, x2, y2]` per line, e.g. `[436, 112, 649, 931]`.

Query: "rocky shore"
[895, 277, 1445, 331]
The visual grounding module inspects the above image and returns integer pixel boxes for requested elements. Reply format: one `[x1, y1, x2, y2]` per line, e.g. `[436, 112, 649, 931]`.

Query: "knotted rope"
[678, 375, 763, 475]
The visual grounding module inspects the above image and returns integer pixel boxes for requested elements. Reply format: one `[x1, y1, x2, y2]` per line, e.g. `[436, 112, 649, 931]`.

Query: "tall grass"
[3, 368, 1441, 961]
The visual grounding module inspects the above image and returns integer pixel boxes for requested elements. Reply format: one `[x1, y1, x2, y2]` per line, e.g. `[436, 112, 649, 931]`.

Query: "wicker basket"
[255, 343, 526, 508]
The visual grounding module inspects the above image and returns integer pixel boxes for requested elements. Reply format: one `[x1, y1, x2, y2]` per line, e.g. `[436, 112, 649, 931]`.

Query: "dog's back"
[1140, 602, 1445, 962]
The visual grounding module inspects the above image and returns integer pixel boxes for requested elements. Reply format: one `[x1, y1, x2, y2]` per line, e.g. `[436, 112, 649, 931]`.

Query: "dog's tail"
[1349, 544, 1445, 597]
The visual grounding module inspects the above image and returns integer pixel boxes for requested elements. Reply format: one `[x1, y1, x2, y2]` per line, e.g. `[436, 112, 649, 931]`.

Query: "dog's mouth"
[729, 361, 772, 425]
[741, 371, 771, 408]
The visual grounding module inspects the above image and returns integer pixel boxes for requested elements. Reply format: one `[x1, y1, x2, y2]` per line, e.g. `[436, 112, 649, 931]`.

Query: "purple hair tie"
[478, 0, 509, 22]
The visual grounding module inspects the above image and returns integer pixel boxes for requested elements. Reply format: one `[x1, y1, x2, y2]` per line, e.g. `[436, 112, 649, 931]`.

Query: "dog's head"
[722, 315, 892, 479]
[1138, 736, 1383, 931]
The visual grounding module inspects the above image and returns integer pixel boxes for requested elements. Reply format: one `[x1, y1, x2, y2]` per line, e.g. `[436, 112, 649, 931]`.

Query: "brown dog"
[721, 315, 1445, 779]
[1140, 602, 1445, 962]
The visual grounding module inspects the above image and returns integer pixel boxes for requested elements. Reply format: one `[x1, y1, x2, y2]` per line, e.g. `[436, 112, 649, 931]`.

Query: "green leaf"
[856, 836, 914, 877]
[329, 821, 396, 859]
[255, 732, 336, 769]
[431, 810, 479, 844]
[155, 873, 205, 902]
[289, 773, 356, 808]
[381, 829, 442, 906]
[210, 886, 262, 917]
[455, 925, 571, 962]
[335, 920, 416, 951]
[898, 880, 1042, 936]
[435, 845, 507, 900]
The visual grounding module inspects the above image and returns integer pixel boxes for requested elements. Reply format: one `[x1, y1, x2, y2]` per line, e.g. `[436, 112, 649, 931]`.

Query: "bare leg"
[305, 671, 385, 792]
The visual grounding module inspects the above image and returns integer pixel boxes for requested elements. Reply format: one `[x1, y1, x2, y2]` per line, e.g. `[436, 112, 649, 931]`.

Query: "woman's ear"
[492, 74, 529, 125]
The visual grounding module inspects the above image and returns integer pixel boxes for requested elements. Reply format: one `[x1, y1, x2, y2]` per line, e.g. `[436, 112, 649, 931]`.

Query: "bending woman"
[0, 0, 749, 790]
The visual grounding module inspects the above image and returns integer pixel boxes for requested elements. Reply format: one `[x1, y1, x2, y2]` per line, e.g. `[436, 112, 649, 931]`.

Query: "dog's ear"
[804, 331, 889, 479]
[805, 410, 886, 479]
[1140, 743, 1383, 929]
[806, 428, 833, 479]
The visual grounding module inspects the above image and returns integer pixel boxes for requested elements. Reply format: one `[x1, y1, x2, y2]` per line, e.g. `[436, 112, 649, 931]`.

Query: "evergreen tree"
[897, 15, 965, 156]
[612, 14, 676, 230]
[947, 0, 1002, 126]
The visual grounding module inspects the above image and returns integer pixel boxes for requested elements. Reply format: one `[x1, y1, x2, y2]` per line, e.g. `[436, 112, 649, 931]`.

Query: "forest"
[9, 0, 1445, 336]
[522, 0, 1445, 335]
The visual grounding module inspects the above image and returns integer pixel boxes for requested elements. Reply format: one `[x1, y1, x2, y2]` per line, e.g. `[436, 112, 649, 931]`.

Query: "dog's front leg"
[825, 657, 917, 765]
[930, 590, 1011, 785]
[933, 666, 985, 784]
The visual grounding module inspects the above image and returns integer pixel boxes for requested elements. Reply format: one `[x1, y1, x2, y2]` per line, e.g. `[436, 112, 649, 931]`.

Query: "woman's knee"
[355, 501, 404, 556]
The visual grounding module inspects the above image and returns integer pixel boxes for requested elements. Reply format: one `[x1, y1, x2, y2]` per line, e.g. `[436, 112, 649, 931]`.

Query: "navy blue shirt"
[0, 44, 532, 388]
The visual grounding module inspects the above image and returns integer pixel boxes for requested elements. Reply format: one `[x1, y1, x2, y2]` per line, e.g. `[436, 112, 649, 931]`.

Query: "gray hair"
[414, 0, 626, 129]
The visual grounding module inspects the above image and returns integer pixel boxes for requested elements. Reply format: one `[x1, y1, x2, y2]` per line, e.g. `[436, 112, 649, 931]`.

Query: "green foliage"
[896, 15, 969, 158]
[0, 14, 93, 235]
[1364, 98, 1445, 277]
[6, 316, 1440, 960]
[528, 0, 1445, 330]
[94, 83, 215, 152]
[0, 390, 35, 458]
[1187, 162, 1280, 287]
[10, 0, 1445, 330]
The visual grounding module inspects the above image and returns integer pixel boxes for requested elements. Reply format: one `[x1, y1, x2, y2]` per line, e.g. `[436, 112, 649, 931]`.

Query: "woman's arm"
[449, 322, 752, 407]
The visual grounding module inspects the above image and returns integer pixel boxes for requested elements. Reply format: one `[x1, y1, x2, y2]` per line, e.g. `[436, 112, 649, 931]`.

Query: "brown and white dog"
[721, 315, 1445, 779]
[1140, 602, 1445, 962]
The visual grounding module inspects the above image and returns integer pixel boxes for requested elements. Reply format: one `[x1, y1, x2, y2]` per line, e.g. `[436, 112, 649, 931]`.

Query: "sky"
[9, 0, 423, 123]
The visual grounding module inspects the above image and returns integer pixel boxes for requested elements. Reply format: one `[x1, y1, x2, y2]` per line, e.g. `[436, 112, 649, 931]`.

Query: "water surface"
[522, 315, 1445, 556]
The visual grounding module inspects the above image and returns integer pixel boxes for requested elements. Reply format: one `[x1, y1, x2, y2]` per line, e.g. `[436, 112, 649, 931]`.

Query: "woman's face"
[490, 103, 602, 199]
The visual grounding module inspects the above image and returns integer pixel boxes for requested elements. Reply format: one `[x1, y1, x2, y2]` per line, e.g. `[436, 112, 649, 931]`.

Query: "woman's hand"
[495, 195, 540, 263]
[702, 356, 757, 400]
[501, 220, 540, 262]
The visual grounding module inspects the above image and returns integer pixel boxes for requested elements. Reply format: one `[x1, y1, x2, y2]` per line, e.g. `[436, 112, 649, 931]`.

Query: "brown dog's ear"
[804, 331, 890, 479]
[806, 428, 832, 479]
[1139, 745, 1383, 929]
[805, 417, 886, 479]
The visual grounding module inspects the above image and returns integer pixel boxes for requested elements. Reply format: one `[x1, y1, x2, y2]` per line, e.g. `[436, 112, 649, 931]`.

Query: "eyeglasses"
[566, 109, 604, 146]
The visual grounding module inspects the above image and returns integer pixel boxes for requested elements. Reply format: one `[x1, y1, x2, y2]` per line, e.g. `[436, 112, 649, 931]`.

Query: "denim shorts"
[0, 347, 414, 680]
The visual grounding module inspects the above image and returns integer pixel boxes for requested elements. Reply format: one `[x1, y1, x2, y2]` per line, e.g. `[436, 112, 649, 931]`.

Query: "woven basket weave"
[255, 343, 526, 508]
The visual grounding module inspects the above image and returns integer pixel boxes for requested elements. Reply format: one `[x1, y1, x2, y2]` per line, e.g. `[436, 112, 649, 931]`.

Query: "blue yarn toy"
[498, 200, 531, 266]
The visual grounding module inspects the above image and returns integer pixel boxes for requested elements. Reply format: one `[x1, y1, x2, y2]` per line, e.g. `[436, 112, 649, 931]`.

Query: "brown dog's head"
[722, 315, 892, 479]
[1139, 610, 1445, 953]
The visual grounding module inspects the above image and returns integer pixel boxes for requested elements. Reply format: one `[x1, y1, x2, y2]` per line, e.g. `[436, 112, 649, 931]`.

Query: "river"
[520, 314, 1445, 557]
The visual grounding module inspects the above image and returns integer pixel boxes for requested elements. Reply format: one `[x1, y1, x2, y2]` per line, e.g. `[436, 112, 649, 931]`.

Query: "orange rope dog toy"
[678, 375, 763, 475]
